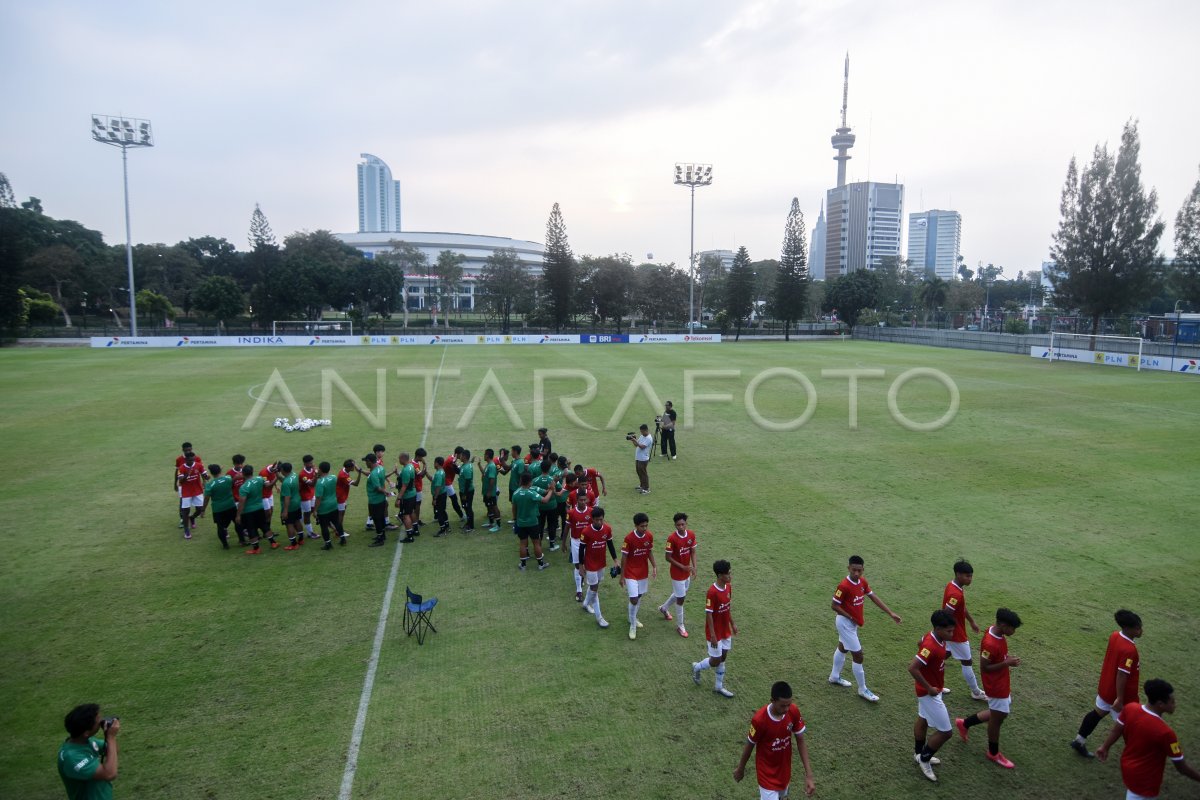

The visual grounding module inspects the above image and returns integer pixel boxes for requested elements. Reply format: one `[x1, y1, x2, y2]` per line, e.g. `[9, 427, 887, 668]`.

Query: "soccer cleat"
[659, 605, 673, 621]
[401, 535, 415, 543]
[365, 521, 375, 531]
[322, 542, 333, 551]
[538, 561, 550, 571]
[178, 519, 184, 528]
[519, 562, 527, 571]
[917, 757, 937, 782]
[692, 665, 702, 685]
[487, 525, 500, 533]
[433, 529, 448, 538]
[340, 534, 348, 546]
[857, 688, 880, 703]
[575, 591, 583, 602]
[914, 753, 941, 765]
[597, 617, 609, 629]
[583, 603, 593, 613]
[828, 677, 852, 687]
[463, 527, 475, 533]
[970, 689, 989, 701]
[986, 751, 1015, 769]
[184, 530, 192, 540]
[385, 523, 399, 531]
[628, 626, 637, 640]
[368, 538, 386, 548]
[307, 531, 320, 539]
[677, 626, 689, 638]
[1069, 740, 1094, 758]
[955, 718, 969, 742]
[671, 455, 676, 460]
[221, 540, 229, 550]
[245, 546, 261, 555]
[284, 544, 300, 551]
[270, 541, 280, 549]
[714, 687, 735, 698]
[635, 619, 643, 628]
[548, 542, 560, 551]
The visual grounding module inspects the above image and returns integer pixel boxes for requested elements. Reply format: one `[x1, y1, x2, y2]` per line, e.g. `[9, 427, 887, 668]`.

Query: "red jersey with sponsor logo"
[913, 630, 949, 697]
[566, 505, 592, 541]
[177, 460, 205, 497]
[620, 531, 654, 580]
[979, 626, 1011, 698]
[581, 523, 613, 572]
[258, 465, 277, 499]
[299, 466, 317, 501]
[664, 529, 697, 581]
[747, 703, 806, 792]
[832, 575, 871, 627]
[1116, 701, 1184, 798]
[568, 485, 597, 507]
[581, 467, 601, 495]
[705, 581, 733, 640]
[942, 581, 969, 643]
[1098, 630, 1140, 705]
[336, 468, 353, 503]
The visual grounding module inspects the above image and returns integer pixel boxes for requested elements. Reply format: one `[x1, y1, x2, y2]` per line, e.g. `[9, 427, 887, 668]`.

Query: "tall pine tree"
[769, 198, 809, 341]
[248, 203, 277, 250]
[1171, 165, 1200, 309]
[723, 246, 755, 340]
[542, 202, 575, 331]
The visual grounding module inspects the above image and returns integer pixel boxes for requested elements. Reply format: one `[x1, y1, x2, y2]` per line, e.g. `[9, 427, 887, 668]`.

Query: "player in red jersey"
[619, 513, 657, 640]
[580, 507, 619, 629]
[566, 490, 594, 602]
[176, 450, 207, 539]
[573, 464, 607, 506]
[258, 461, 279, 529]
[299, 454, 319, 539]
[909, 609, 957, 782]
[941, 559, 987, 700]
[1072, 609, 1143, 758]
[173, 442, 201, 527]
[228, 454, 248, 545]
[734, 680, 815, 798]
[955, 608, 1023, 768]
[1097, 678, 1200, 799]
[336, 458, 362, 532]
[692, 559, 737, 697]
[656, 512, 697, 638]
[828, 554, 902, 703]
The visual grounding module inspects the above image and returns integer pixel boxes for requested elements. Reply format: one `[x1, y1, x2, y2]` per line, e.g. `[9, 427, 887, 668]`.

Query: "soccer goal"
[271, 320, 354, 336]
[1048, 332, 1145, 371]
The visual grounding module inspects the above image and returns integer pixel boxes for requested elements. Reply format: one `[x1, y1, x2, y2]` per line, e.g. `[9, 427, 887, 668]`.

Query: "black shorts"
[283, 508, 302, 524]
[398, 496, 417, 515]
[516, 525, 541, 541]
[317, 510, 339, 526]
[214, 507, 237, 530]
[242, 509, 268, 536]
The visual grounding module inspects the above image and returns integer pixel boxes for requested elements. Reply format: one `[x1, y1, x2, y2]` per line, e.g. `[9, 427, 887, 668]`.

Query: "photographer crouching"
[659, 400, 677, 459]
[58, 704, 120, 798]
[628, 424, 653, 494]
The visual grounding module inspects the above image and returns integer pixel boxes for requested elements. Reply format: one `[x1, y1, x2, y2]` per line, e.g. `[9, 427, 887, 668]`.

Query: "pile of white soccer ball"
[273, 417, 332, 433]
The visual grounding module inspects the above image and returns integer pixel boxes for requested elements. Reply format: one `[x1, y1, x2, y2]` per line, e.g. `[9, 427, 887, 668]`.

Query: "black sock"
[915, 739, 925, 755]
[920, 745, 935, 762]
[988, 740, 999, 756]
[520, 556, 528, 565]
[268, 535, 277, 544]
[964, 714, 984, 728]
[1078, 710, 1103, 739]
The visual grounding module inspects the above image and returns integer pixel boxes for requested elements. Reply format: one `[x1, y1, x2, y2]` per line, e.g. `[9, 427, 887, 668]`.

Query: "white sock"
[694, 658, 712, 672]
[306, 523, 314, 534]
[628, 602, 638, 626]
[852, 662, 867, 691]
[963, 665, 981, 693]
[573, 571, 583, 592]
[591, 590, 602, 619]
[715, 665, 726, 689]
[676, 604, 685, 628]
[831, 649, 846, 679]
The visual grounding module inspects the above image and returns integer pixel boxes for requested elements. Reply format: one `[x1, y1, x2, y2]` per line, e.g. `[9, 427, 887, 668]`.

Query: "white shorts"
[706, 637, 733, 658]
[180, 495, 204, 509]
[946, 640, 972, 661]
[988, 695, 1012, 714]
[445, 485, 457, 496]
[1095, 695, 1115, 714]
[759, 787, 789, 800]
[835, 614, 862, 652]
[586, 569, 605, 586]
[1126, 790, 1156, 800]
[262, 496, 274, 511]
[569, 538, 582, 565]
[300, 499, 314, 513]
[625, 577, 648, 598]
[917, 694, 952, 733]
[415, 491, 423, 502]
[671, 577, 691, 598]
[337, 502, 347, 512]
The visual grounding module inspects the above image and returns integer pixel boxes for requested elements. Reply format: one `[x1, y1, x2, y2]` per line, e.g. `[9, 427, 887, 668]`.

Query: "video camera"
[625, 432, 637, 441]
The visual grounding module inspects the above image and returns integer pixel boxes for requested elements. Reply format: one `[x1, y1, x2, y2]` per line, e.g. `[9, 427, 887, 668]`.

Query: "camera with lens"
[102, 716, 119, 731]
[654, 415, 663, 427]
[625, 432, 637, 441]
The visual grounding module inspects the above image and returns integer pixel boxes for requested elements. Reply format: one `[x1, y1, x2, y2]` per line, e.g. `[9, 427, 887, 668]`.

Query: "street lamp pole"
[674, 163, 713, 329]
[92, 115, 153, 336]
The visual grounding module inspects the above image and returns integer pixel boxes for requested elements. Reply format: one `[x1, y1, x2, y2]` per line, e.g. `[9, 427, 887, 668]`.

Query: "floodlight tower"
[673, 163, 713, 328]
[92, 115, 154, 336]
[831, 53, 855, 188]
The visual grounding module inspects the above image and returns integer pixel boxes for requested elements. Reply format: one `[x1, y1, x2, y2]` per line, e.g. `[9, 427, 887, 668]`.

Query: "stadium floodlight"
[92, 114, 154, 336]
[674, 162, 713, 329]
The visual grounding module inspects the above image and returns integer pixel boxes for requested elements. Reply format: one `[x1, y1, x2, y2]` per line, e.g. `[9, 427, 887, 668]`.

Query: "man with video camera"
[58, 703, 120, 799]
[629, 424, 653, 494]
[659, 400, 677, 459]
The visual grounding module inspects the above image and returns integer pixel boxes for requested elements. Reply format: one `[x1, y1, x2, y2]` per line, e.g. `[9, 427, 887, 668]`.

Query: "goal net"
[271, 320, 354, 336]
[1047, 332, 1145, 371]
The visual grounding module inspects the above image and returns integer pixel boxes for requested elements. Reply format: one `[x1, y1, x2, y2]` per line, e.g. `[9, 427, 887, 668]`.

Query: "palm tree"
[917, 277, 948, 326]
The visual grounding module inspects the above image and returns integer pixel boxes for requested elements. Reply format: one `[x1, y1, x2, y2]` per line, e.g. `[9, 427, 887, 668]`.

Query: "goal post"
[271, 320, 354, 337]
[1048, 332, 1145, 371]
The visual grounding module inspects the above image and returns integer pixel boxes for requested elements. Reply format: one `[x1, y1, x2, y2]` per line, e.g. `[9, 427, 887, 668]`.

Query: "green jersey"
[532, 472, 555, 510]
[203, 474, 236, 513]
[550, 465, 567, 506]
[240, 476, 265, 513]
[399, 463, 417, 500]
[315, 474, 338, 514]
[366, 465, 388, 504]
[508, 460, 526, 494]
[512, 486, 543, 527]
[483, 461, 498, 496]
[458, 462, 475, 493]
[431, 468, 446, 496]
[58, 737, 112, 800]
[280, 473, 301, 511]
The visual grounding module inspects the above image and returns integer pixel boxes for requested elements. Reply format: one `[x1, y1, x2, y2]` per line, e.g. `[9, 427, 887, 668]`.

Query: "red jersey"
[230, 467, 246, 501]
[258, 465, 277, 498]
[566, 505, 592, 541]
[747, 703, 806, 792]
[175, 454, 203, 472]
[1116, 701, 1184, 797]
[979, 626, 1011, 698]
[581, 466, 601, 495]
[942, 581, 969, 643]
[581, 523, 613, 572]
[177, 460, 205, 497]
[1098, 631, 1140, 705]
[832, 575, 871, 627]
[620, 531, 654, 580]
[568, 485, 597, 507]
[299, 466, 317, 501]
[705, 582, 733, 640]
[336, 468, 353, 503]
[443, 456, 460, 482]
[413, 460, 425, 492]
[664, 529, 697, 581]
[913, 630, 949, 697]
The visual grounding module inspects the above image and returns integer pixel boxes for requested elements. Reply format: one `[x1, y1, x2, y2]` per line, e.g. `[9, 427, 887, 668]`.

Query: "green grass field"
[2, 340, 1198, 800]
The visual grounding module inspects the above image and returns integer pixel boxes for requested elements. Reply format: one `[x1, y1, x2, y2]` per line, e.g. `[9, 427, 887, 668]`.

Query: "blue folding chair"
[404, 587, 438, 645]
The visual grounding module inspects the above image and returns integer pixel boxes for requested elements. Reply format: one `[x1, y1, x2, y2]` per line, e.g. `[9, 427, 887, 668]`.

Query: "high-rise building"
[357, 153, 401, 233]
[810, 201, 826, 280]
[906, 210, 961, 280]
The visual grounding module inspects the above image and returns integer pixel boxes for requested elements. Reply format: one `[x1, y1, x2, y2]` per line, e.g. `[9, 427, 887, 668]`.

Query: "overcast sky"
[3, 0, 1197, 276]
